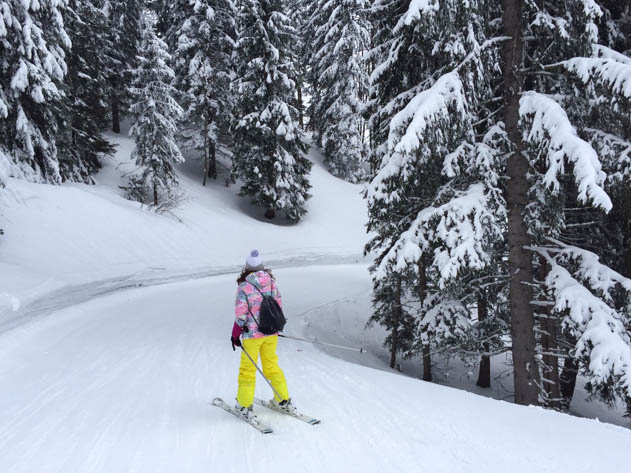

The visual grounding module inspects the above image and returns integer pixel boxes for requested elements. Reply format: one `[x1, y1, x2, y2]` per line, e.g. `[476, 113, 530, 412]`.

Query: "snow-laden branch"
[420, 293, 471, 342]
[544, 239, 631, 300]
[585, 128, 631, 183]
[563, 56, 631, 98]
[593, 44, 631, 65]
[519, 92, 612, 212]
[370, 37, 404, 84]
[367, 72, 465, 203]
[545, 261, 631, 391]
[368, 36, 509, 204]
[395, 0, 439, 32]
[376, 183, 501, 285]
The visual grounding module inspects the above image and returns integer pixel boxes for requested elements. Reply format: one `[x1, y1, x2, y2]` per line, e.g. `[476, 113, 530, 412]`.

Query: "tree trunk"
[153, 179, 158, 207]
[265, 207, 275, 219]
[417, 261, 432, 381]
[539, 258, 561, 408]
[297, 85, 304, 129]
[422, 343, 432, 382]
[502, 0, 540, 406]
[111, 74, 120, 134]
[389, 275, 403, 369]
[559, 355, 579, 409]
[209, 136, 217, 180]
[476, 291, 491, 388]
[203, 114, 209, 187]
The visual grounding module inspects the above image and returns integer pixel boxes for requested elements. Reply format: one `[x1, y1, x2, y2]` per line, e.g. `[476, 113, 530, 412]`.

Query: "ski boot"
[271, 398, 297, 414]
[235, 403, 258, 421]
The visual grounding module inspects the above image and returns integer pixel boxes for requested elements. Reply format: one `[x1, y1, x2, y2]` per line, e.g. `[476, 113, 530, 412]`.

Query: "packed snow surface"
[1, 266, 630, 473]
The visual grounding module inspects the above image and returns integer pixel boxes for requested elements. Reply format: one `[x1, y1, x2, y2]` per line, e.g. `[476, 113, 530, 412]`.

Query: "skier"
[231, 249, 295, 421]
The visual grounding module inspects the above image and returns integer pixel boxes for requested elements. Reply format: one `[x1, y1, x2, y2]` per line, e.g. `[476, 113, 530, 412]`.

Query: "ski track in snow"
[1, 266, 630, 473]
[0, 251, 364, 335]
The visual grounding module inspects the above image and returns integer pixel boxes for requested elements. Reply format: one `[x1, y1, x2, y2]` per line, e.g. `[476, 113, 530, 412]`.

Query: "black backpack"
[246, 282, 286, 334]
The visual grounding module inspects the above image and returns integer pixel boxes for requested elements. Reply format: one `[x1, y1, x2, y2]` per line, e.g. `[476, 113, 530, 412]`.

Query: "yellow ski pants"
[237, 335, 289, 407]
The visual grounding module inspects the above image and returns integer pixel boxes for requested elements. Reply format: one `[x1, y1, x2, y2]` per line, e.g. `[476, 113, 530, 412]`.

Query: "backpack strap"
[243, 281, 265, 327]
[242, 273, 273, 327]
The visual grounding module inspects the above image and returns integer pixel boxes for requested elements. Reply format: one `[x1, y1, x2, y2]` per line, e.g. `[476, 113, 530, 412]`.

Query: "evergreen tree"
[59, 0, 116, 182]
[365, 0, 631, 410]
[539, 1, 631, 411]
[103, 0, 142, 133]
[307, 0, 370, 182]
[128, 11, 184, 206]
[366, 0, 506, 383]
[0, 0, 70, 183]
[503, 0, 631, 408]
[172, 0, 237, 185]
[297, 0, 322, 129]
[366, 267, 416, 370]
[286, 0, 309, 129]
[232, 0, 312, 221]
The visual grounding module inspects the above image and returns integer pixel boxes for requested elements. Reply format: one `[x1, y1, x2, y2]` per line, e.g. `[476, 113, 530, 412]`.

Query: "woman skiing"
[231, 249, 295, 420]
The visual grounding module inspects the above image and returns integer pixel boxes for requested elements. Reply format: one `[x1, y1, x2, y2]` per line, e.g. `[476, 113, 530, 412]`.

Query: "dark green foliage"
[231, 0, 312, 221]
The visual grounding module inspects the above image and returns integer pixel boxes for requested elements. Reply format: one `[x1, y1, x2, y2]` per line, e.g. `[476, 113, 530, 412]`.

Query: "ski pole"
[278, 334, 363, 354]
[240, 345, 284, 401]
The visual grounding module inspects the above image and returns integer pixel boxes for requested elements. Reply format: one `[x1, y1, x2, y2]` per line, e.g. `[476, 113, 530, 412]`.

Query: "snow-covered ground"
[2, 130, 631, 472]
[2, 267, 630, 473]
[0, 129, 367, 331]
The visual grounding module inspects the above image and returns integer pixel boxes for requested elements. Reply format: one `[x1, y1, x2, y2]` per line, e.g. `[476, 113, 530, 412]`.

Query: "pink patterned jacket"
[234, 270, 283, 339]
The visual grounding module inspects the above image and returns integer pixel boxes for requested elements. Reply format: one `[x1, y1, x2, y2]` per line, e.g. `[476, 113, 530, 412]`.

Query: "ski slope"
[2, 130, 631, 471]
[1, 265, 630, 473]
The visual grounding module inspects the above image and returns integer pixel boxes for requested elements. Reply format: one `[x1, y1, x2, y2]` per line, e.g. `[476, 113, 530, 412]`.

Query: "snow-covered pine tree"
[172, 0, 237, 185]
[0, 0, 70, 183]
[366, 265, 416, 370]
[58, 0, 116, 182]
[307, 0, 370, 182]
[365, 0, 507, 383]
[128, 11, 184, 206]
[297, 0, 322, 126]
[286, 0, 309, 129]
[528, 1, 631, 412]
[231, 0, 312, 221]
[365, 0, 432, 379]
[494, 0, 630, 408]
[103, 0, 141, 133]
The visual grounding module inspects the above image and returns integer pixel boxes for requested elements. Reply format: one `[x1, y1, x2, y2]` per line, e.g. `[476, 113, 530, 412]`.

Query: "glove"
[231, 322, 243, 351]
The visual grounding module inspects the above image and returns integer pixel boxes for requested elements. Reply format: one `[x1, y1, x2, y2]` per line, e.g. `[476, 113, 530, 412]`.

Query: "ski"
[254, 398, 321, 425]
[211, 398, 273, 434]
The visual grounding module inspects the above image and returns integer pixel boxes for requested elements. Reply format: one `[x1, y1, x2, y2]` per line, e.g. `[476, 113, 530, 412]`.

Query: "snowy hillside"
[0, 130, 367, 331]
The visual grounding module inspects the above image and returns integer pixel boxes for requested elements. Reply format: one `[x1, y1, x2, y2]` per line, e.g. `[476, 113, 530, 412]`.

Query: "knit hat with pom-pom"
[245, 249, 263, 270]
